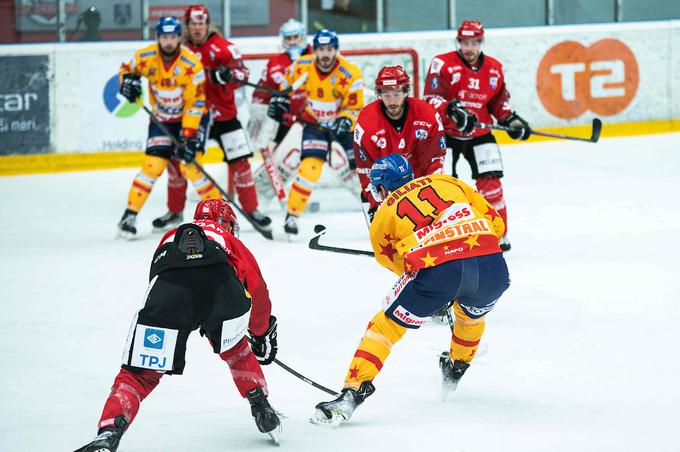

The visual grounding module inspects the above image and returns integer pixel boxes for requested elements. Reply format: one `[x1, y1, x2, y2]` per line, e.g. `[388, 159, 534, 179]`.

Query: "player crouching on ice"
[312, 154, 510, 426]
[76, 199, 281, 451]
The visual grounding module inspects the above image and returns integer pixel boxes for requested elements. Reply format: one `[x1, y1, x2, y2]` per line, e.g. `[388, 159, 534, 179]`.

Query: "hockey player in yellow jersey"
[266, 28, 364, 235]
[312, 154, 510, 426]
[116, 16, 220, 240]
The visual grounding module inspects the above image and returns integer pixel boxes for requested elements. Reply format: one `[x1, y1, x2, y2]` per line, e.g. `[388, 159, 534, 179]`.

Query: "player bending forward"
[77, 199, 281, 451]
[353, 65, 445, 223]
[312, 154, 510, 426]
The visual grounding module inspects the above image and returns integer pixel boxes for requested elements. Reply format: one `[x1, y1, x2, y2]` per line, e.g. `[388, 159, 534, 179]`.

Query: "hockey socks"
[126, 155, 168, 212]
[166, 158, 188, 214]
[229, 158, 259, 213]
[219, 337, 268, 398]
[98, 367, 163, 431]
[287, 156, 324, 216]
[450, 302, 486, 363]
[343, 311, 407, 389]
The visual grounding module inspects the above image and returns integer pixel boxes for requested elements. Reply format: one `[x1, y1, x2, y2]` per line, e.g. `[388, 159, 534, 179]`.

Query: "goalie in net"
[248, 28, 365, 235]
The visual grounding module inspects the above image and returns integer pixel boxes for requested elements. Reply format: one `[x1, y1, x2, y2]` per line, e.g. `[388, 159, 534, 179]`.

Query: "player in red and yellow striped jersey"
[116, 16, 220, 240]
[312, 154, 510, 426]
[267, 29, 364, 235]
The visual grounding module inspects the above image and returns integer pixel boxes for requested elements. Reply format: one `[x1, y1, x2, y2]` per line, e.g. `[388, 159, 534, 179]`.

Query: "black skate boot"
[312, 381, 375, 426]
[500, 235, 511, 252]
[116, 209, 137, 240]
[246, 387, 281, 444]
[74, 415, 128, 452]
[245, 209, 272, 230]
[439, 351, 470, 399]
[152, 210, 183, 232]
[283, 213, 298, 235]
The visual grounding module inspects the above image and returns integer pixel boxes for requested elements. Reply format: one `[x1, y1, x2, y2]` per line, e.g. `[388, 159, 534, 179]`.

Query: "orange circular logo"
[536, 39, 639, 119]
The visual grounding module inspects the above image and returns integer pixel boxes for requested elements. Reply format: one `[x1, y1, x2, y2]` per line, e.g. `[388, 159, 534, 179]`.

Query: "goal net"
[232, 47, 420, 212]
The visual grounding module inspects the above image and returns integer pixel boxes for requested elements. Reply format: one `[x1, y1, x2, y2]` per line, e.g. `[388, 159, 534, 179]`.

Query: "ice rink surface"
[1, 133, 679, 451]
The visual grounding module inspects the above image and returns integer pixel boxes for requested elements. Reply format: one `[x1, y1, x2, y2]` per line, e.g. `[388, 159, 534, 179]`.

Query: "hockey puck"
[314, 224, 325, 234]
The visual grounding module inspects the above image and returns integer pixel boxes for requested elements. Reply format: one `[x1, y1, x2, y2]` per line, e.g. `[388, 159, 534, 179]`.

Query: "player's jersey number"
[396, 186, 453, 230]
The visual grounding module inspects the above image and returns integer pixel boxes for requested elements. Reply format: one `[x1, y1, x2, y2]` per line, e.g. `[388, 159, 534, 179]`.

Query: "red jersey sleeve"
[224, 41, 249, 88]
[352, 109, 381, 208]
[414, 111, 446, 177]
[487, 79, 513, 121]
[225, 235, 272, 336]
[252, 54, 290, 104]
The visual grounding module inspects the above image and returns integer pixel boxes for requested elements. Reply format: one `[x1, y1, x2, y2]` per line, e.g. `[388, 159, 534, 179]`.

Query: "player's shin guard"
[287, 156, 324, 216]
[343, 311, 407, 390]
[166, 158, 188, 214]
[126, 155, 168, 212]
[450, 303, 486, 363]
[219, 337, 267, 397]
[98, 367, 163, 430]
[476, 176, 507, 235]
[181, 155, 221, 200]
[229, 158, 258, 213]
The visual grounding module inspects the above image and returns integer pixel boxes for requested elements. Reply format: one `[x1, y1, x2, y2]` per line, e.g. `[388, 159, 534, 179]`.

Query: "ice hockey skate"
[152, 210, 183, 232]
[74, 415, 128, 452]
[116, 209, 137, 240]
[311, 381, 375, 427]
[245, 209, 273, 230]
[284, 213, 298, 235]
[439, 352, 470, 400]
[246, 387, 282, 445]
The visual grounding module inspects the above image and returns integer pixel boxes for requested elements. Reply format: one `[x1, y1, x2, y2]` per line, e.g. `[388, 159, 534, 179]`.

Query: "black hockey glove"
[181, 136, 201, 163]
[250, 315, 278, 365]
[267, 95, 290, 123]
[120, 73, 142, 103]
[210, 66, 232, 85]
[499, 112, 532, 141]
[332, 116, 353, 141]
[446, 99, 477, 135]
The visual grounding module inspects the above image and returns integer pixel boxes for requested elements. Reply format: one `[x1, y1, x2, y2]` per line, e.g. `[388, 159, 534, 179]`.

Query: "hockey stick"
[309, 225, 375, 257]
[246, 337, 339, 396]
[477, 118, 602, 143]
[135, 99, 274, 240]
[272, 358, 339, 396]
[260, 144, 287, 206]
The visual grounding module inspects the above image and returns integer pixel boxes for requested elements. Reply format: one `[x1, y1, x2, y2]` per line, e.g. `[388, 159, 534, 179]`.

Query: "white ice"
[1, 133, 679, 452]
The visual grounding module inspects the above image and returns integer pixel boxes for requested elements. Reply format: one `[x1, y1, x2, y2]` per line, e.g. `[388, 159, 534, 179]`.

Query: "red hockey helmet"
[194, 198, 239, 236]
[457, 20, 484, 41]
[375, 65, 410, 92]
[184, 4, 210, 24]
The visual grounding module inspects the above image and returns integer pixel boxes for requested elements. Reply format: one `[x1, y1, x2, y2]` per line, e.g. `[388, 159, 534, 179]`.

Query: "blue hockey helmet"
[369, 154, 414, 193]
[313, 29, 339, 49]
[156, 16, 182, 36]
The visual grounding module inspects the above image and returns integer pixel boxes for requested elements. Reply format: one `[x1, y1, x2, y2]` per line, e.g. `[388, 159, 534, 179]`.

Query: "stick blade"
[590, 118, 602, 143]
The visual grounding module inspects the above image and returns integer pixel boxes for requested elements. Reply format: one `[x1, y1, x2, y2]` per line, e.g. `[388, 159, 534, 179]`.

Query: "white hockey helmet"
[279, 19, 306, 60]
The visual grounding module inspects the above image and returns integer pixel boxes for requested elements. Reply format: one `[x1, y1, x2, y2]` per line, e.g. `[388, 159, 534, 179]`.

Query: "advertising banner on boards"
[0, 55, 50, 155]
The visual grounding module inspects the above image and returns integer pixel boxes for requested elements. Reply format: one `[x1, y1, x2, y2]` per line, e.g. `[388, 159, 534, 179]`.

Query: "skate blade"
[441, 380, 460, 402]
[265, 424, 282, 446]
[116, 230, 137, 241]
[309, 409, 343, 428]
